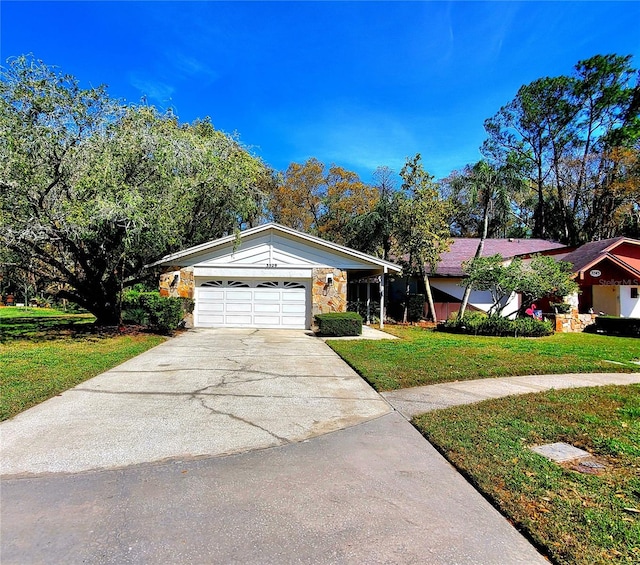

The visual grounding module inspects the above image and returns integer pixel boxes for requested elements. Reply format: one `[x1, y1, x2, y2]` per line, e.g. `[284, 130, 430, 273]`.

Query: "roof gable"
[149, 223, 401, 272]
[562, 237, 640, 276]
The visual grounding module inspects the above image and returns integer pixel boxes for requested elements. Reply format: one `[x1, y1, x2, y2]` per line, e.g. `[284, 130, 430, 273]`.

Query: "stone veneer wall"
[551, 310, 597, 333]
[311, 268, 347, 320]
[158, 267, 195, 327]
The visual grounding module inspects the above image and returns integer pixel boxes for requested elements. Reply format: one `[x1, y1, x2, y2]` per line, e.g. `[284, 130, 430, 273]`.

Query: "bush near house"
[122, 291, 193, 333]
[594, 316, 640, 338]
[439, 313, 554, 337]
[315, 312, 362, 336]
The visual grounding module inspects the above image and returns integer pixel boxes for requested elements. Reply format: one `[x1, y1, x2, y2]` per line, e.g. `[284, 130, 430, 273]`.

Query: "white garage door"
[195, 280, 309, 329]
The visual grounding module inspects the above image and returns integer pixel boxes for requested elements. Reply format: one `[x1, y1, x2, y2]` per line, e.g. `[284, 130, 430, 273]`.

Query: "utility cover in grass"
[530, 442, 592, 463]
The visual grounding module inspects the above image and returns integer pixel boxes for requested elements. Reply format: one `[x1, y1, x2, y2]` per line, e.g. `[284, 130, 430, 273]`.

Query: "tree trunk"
[458, 198, 490, 320]
[403, 276, 410, 323]
[58, 287, 121, 326]
[422, 271, 437, 323]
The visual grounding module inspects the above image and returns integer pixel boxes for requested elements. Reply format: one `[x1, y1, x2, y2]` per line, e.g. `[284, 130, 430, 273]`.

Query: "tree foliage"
[393, 154, 452, 321]
[483, 54, 639, 244]
[462, 254, 578, 316]
[0, 56, 268, 324]
[266, 157, 379, 245]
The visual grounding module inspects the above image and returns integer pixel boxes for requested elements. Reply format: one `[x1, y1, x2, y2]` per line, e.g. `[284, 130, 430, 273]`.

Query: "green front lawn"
[328, 326, 640, 391]
[0, 308, 165, 420]
[414, 385, 640, 565]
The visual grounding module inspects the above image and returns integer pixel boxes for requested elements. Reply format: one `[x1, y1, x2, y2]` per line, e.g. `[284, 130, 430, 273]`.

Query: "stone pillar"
[311, 268, 347, 320]
[158, 267, 195, 327]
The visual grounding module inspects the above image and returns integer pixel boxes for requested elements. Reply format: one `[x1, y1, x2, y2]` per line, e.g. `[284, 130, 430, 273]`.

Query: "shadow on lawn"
[0, 315, 111, 343]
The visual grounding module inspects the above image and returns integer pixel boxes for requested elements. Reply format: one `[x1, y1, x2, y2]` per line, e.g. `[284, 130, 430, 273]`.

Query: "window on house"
[631, 287, 639, 299]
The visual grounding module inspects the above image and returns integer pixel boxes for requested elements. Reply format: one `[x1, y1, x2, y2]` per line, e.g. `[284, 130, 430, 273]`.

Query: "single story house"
[395, 238, 566, 321]
[149, 223, 401, 330]
[547, 237, 640, 318]
[406, 236, 640, 322]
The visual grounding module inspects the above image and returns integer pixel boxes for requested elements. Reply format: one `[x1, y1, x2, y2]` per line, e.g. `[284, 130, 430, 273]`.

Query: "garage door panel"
[254, 290, 281, 301]
[282, 316, 306, 326]
[196, 280, 309, 329]
[199, 290, 224, 302]
[226, 290, 252, 300]
[255, 303, 280, 313]
[227, 302, 253, 313]
[254, 315, 283, 325]
[226, 314, 253, 325]
[199, 302, 224, 312]
[199, 313, 225, 325]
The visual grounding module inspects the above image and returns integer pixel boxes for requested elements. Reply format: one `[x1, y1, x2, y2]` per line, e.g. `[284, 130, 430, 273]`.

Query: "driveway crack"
[191, 387, 289, 444]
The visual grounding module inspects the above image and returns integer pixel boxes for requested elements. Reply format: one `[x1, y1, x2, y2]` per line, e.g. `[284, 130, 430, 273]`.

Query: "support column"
[366, 281, 371, 325]
[379, 273, 385, 329]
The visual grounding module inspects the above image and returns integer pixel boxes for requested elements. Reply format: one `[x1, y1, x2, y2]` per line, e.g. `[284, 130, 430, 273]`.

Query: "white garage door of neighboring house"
[195, 280, 309, 329]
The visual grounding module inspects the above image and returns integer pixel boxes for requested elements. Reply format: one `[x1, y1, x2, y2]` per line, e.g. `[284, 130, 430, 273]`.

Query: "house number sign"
[589, 269, 601, 277]
[266, 263, 278, 268]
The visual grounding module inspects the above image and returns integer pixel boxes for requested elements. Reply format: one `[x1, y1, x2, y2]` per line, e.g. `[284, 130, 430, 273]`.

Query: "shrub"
[122, 290, 192, 333]
[477, 315, 513, 336]
[511, 317, 554, 337]
[595, 316, 640, 337]
[315, 312, 362, 336]
[440, 311, 487, 333]
[439, 312, 553, 337]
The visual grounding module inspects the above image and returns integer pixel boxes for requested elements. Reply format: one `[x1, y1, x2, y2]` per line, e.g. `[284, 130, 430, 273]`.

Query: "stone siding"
[311, 268, 347, 320]
[551, 310, 597, 333]
[158, 267, 195, 327]
[159, 267, 195, 299]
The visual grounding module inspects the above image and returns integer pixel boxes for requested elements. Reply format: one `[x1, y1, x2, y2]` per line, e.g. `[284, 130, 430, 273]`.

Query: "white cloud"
[129, 72, 175, 103]
[281, 105, 424, 177]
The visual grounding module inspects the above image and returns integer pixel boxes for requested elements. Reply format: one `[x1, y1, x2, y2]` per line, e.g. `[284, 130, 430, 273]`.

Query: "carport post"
[366, 281, 371, 325]
[379, 272, 385, 329]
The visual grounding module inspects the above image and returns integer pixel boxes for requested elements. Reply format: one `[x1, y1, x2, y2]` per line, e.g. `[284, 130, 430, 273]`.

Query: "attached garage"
[195, 279, 308, 329]
[150, 223, 401, 330]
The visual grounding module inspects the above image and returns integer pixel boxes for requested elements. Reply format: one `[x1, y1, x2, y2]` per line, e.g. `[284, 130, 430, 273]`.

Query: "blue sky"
[2, 1, 639, 182]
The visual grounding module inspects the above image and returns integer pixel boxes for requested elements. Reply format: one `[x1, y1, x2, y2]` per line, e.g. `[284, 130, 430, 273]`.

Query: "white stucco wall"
[620, 286, 640, 318]
[430, 279, 520, 318]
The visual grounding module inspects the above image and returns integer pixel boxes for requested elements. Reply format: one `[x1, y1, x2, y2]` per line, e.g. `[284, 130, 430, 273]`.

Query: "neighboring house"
[149, 223, 401, 330]
[409, 236, 640, 321]
[405, 238, 567, 320]
[549, 237, 640, 318]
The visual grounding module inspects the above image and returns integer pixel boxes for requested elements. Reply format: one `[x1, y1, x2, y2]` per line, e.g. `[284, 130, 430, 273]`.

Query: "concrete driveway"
[1, 329, 391, 475]
[1, 329, 546, 564]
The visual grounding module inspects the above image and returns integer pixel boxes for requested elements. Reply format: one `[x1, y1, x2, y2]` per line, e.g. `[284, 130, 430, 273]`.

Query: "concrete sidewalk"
[382, 372, 640, 419]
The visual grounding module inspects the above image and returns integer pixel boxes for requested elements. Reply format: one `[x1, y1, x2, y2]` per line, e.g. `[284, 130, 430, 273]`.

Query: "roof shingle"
[430, 238, 566, 276]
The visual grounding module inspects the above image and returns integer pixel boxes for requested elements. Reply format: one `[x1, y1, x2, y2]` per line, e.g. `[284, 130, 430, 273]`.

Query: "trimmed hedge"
[122, 291, 193, 333]
[594, 316, 640, 337]
[315, 312, 363, 337]
[439, 313, 553, 337]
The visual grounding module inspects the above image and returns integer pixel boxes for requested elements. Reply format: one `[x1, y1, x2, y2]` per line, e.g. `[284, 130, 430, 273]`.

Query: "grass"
[413, 385, 640, 565]
[0, 307, 166, 420]
[328, 325, 640, 391]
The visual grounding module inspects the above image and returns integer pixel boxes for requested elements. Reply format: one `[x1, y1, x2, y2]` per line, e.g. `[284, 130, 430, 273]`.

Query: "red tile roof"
[430, 238, 566, 276]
